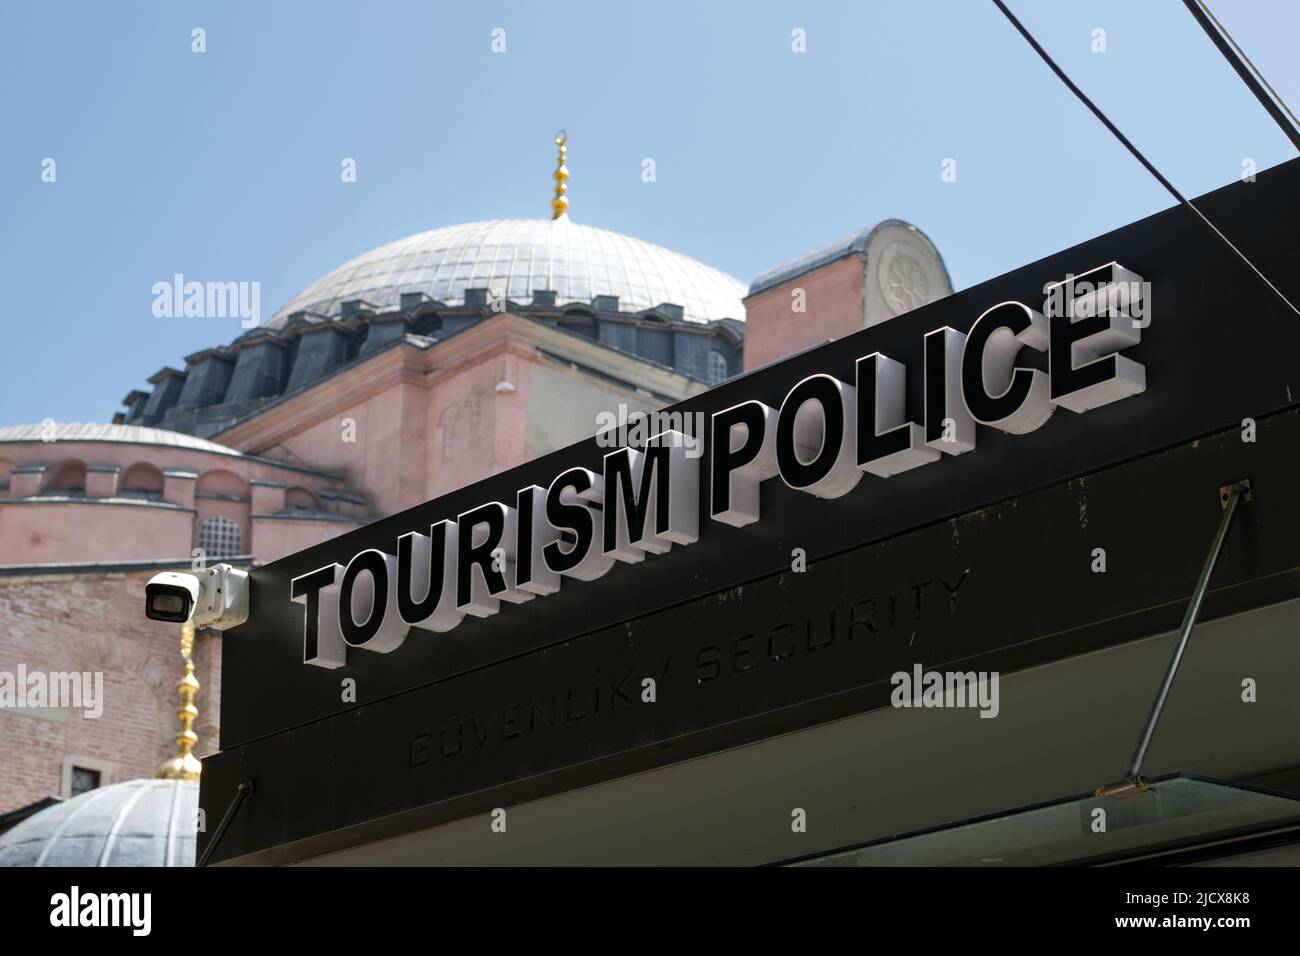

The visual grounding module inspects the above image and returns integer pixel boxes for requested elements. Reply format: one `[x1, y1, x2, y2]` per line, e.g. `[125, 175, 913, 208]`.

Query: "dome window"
[121, 463, 164, 501]
[42, 460, 86, 497]
[69, 766, 102, 798]
[708, 349, 729, 384]
[197, 515, 241, 560]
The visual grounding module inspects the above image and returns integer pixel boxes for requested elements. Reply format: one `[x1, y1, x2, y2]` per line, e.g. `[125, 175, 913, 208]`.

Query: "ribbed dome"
[0, 780, 198, 867]
[0, 422, 241, 457]
[270, 218, 747, 327]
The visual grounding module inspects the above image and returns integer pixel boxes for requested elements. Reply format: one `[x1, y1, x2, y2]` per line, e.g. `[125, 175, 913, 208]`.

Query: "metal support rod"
[197, 780, 253, 868]
[1124, 485, 1245, 782]
[1181, 0, 1300, 152]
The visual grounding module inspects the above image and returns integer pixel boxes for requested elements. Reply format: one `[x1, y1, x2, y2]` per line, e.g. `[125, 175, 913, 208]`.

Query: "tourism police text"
[291, 263, 1146, 668]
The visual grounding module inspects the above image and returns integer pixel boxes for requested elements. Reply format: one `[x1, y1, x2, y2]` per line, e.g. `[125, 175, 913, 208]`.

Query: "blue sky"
[1, 0, 1295, 426]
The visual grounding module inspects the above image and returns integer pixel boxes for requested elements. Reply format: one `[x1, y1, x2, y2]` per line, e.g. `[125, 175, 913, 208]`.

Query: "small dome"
[271, 218, 747, 327]
[0, 422, 242, 457]
[0, 779, 199, 867]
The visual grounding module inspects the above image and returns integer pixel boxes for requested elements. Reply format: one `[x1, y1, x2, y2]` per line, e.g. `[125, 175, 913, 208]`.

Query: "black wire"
[1181, 0, 1300, 152]
[989, 0, 1300, 317]
[990, 0, 1188, 203]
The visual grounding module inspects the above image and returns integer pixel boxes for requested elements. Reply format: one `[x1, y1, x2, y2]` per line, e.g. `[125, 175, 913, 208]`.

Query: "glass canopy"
[783, 773, 1300, 866]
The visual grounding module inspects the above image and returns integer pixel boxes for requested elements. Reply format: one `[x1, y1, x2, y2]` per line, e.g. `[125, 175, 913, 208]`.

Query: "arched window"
[120, 463, 164, 501]
[44, 459, 86, 496]
[196, 469, 248, 499]
[707, 350, 729, 384]
[197, 515, 241, 560]
[285, 487, 319, 513]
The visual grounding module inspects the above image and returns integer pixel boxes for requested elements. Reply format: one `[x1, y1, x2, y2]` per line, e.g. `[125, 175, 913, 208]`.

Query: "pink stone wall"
[743, 255, 866, 371]
[194, 469, 250, 560]
[492, 352, 530, 480]
[426, 357, 516, 502]
[0, 440, 360, 568]
[250, 517, 357, 565]
[214, 317, 704, 521]
[258, 384, 428, 519]
[0, 571, 221, 813]
[0, 502, 196, 564]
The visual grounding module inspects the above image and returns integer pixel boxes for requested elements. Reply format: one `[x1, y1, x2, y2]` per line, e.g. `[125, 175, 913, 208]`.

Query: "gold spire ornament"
[551, 130, 570, 220]
[157, 620, 202, 781]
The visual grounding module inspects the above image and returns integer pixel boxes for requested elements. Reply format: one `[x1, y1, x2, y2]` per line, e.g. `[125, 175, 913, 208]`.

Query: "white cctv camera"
[145, 563, 250, 630]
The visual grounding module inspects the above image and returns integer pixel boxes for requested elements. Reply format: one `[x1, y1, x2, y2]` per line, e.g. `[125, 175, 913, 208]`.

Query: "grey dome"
[0, 421, 242, 457]
[0, 779, 199, 867]
[270, 218, 747, 327]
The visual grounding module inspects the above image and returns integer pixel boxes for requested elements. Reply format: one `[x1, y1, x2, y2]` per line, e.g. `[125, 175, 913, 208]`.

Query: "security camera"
[145, 563, 250, 630]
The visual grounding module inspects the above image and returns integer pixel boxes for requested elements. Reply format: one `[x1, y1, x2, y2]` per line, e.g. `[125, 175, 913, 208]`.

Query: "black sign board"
[200, 159, 1300, 864]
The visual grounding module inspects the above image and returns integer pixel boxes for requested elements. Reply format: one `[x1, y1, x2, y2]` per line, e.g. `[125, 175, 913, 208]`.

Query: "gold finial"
[551, 129, 570, 220]
[157, 620, 202, 781]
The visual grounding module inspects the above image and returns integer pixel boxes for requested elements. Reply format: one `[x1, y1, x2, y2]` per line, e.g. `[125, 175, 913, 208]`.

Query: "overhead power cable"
[1181, 0, 1300, 152]
[989, 0, 1300, 318]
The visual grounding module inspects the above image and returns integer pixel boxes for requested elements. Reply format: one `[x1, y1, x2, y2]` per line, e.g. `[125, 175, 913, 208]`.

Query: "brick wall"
[0, 570, 221, 813]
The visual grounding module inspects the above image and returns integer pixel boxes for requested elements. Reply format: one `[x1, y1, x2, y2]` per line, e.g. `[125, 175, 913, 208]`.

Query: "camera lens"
[152, 593, 185, 614]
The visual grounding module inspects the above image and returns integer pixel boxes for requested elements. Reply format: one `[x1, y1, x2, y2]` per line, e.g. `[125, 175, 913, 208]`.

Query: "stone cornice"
[216, 342, 429, 452]
[528, 320, 702, 399]
[251, 512, 367, 525]
[0, 496, 197, 513]
[214, 311, 707, 456]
